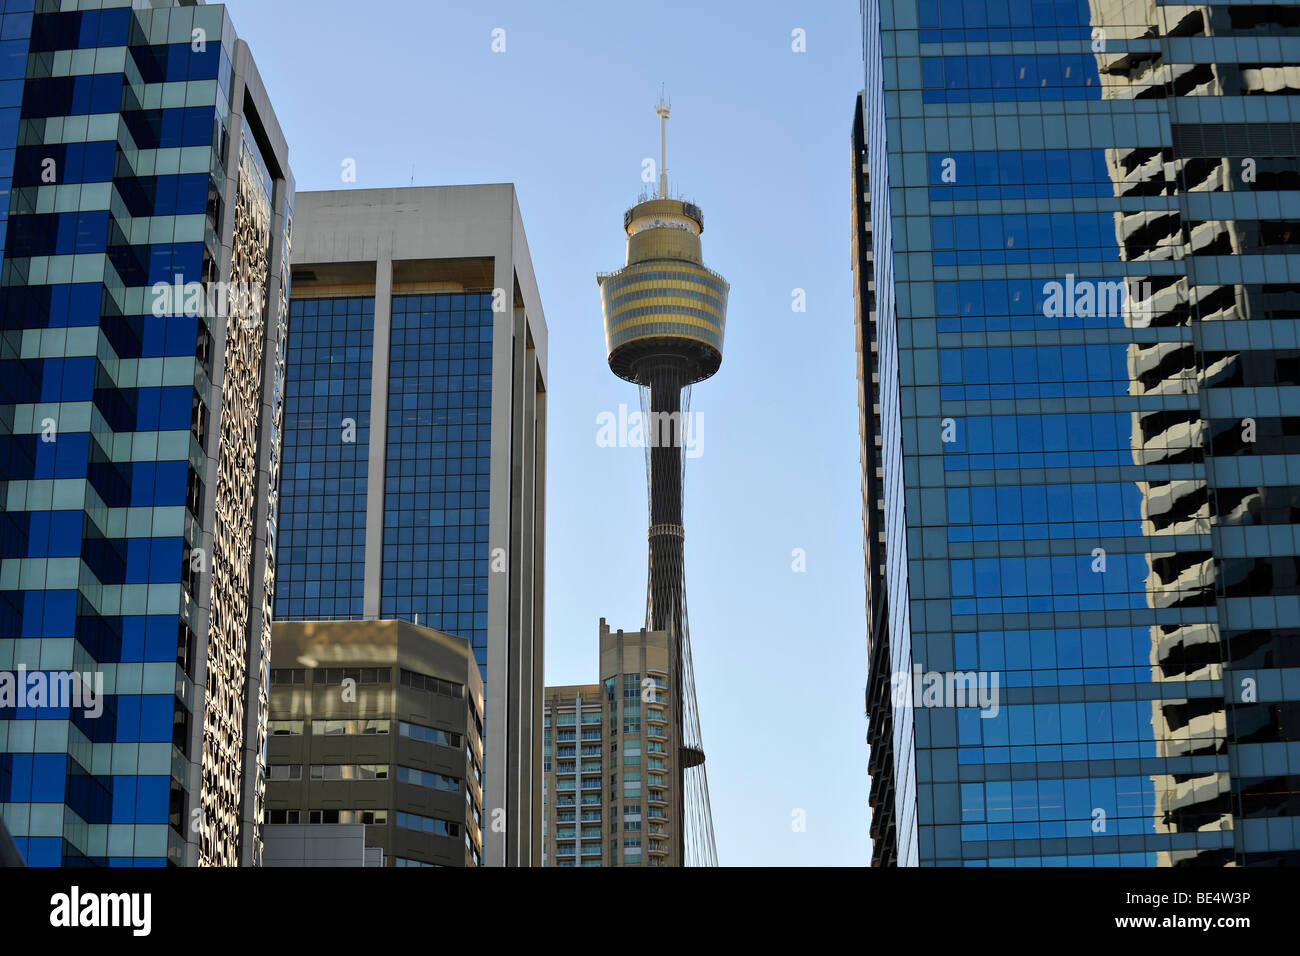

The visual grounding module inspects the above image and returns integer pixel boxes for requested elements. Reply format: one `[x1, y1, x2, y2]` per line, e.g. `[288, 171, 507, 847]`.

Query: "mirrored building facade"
[858, 0, 1300, 865]
[0, 0, 293, 865]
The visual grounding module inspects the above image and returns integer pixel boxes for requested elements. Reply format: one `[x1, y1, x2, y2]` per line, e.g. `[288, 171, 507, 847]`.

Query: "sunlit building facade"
[0, 0, 292, 865]
[858, 0, 1300, 865]
[264, 619, 484, 868]
[541, 620, 678, 867]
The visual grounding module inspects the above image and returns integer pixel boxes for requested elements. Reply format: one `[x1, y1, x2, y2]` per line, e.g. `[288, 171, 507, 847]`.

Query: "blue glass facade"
[277, 291, 493, 676]
[0, 0, 33, 275]
[276, 296, 373, 620]
[383, 293, 493, 672]
[860, 0, 1300, 865]
[0, 0, 291, 866]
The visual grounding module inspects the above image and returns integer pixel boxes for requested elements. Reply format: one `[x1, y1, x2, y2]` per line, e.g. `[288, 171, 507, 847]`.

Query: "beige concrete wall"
[267, 620, 483, 866]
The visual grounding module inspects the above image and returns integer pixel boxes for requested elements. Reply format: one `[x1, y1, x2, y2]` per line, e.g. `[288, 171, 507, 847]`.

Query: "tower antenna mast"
[656, 88, 671, 199]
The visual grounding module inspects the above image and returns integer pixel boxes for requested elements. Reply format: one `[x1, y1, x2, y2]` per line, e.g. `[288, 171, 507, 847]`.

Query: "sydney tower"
[597, 98, 727, 866]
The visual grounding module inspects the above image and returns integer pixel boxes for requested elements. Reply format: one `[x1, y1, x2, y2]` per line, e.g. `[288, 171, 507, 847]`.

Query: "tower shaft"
[646, 364, 685, 638]
[644, 364, 688, 866]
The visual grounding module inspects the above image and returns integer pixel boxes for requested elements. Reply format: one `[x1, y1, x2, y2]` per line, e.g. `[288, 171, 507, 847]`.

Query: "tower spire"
[655, 88, 671, 199]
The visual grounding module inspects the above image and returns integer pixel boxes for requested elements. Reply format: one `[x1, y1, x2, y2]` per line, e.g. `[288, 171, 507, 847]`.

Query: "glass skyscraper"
[858, 0, 1300, 866]
[0, 0, 292, 865]
[280, 185, 547, 867]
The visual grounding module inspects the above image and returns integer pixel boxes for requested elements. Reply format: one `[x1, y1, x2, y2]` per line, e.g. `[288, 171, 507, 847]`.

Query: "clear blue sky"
[227, 0, 868, 866]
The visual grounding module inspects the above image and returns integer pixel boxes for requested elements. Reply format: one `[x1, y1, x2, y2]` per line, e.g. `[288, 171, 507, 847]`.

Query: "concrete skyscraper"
[277, 185, 546, 867]
[0, 0, 291, 866]
[858, 0, 1300, 866]
[597, 101, 725, 865]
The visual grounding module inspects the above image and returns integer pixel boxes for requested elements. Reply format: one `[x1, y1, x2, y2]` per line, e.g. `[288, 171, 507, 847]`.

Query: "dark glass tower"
[597, 101, 726, 865]
[859, 0, 1300, 866]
